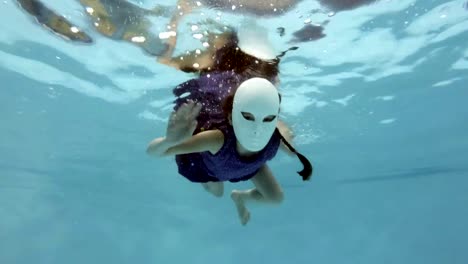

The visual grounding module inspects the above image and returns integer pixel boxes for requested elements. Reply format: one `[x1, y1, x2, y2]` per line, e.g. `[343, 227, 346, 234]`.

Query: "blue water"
[1, 0, 468, 263]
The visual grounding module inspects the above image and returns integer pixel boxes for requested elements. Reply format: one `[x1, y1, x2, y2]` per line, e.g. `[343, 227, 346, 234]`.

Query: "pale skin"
[156, 0, 231, 72]
[146, 101, 293, 225]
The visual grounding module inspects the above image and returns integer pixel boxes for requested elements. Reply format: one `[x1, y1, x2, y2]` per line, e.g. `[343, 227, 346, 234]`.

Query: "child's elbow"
[145, 146, 153, 155]
[146, 145, 162, 157]
[146, 145, 172, 158]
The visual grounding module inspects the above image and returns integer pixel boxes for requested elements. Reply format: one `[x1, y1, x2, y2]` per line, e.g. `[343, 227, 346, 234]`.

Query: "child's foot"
[231, 190, 250, 226]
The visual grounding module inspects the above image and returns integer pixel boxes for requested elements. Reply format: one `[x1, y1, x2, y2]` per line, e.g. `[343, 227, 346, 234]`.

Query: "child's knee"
[204, 182, 224, 197]
[267, 189, 284, 204]
[212, 187, 224, 197]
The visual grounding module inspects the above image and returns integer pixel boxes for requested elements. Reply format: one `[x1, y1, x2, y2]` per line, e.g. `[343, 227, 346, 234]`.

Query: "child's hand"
[165, 100, 202, 144]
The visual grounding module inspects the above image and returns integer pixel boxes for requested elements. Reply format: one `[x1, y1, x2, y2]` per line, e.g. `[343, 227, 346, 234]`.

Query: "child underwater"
[157, 13, 300, 149]
[146, 77, 312, 226]
[146, 5, 313, 225]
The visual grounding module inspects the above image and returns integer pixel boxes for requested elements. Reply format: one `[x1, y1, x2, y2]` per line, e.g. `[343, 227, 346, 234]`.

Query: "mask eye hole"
[241, 112, 255, 121]
[263, 115, 277, 122]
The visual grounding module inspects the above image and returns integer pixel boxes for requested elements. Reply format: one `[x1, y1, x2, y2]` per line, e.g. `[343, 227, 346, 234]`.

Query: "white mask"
[232, 78, 280, 152]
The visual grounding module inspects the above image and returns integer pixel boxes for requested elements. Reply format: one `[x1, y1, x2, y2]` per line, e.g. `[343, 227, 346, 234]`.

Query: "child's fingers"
[188, 103, 202, 120]
[178, 101, 198, 120]
[177, 102, 192, 117]
[194, 102, 202, 113]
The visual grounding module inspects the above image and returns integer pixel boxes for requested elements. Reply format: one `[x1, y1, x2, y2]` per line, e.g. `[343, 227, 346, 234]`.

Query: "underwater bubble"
[131, 36, 146, 43]
[380, 118, 396, 124]
[159, 31, 176, 39]
[193, 33, 203, 39]
[70, 27, 80, 33]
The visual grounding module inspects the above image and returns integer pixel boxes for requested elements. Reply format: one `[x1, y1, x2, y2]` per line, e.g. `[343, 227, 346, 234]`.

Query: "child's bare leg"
[231, 165, 284, 225]
[158, 0, 195, 64]
[202, 182, 224, 197]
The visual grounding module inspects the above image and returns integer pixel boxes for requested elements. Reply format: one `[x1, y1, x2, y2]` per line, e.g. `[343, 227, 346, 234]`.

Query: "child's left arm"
[277, 120, 296, 156]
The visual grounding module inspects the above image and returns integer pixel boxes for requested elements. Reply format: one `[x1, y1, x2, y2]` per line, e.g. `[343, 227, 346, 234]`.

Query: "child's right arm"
[146, 137, 177, 157]
[145, 101, 224, 157]
[146, 130, 224, 157]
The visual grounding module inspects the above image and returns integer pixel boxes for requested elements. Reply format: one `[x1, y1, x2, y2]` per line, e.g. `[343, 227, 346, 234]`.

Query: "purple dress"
[175, 125, 281, 183]
[172, 71, 281, 182]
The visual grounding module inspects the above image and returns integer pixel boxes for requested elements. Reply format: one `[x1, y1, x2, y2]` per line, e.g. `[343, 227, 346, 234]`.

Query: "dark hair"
[203, 30, 280, 82]
[276, 130, 313, 181]
[221, 94, 235, 119]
